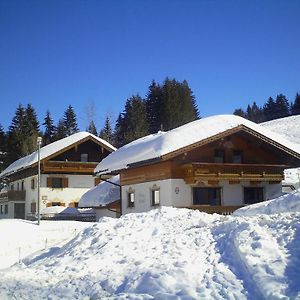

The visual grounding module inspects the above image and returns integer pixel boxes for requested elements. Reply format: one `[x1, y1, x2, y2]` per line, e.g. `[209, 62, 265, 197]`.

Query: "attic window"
[214, 149, 225, 163]
[232, 150, 243, 164]
[81, 153, 88, 162]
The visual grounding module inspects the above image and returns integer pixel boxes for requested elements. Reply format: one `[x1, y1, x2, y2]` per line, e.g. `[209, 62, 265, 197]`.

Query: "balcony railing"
[43, 161, 98, 173]
[183, 162, 287, 184]
[0, 190, 26, 201]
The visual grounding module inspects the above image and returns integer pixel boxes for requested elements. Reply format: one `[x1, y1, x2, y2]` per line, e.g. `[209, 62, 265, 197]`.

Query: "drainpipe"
[99, 175, 122, 216]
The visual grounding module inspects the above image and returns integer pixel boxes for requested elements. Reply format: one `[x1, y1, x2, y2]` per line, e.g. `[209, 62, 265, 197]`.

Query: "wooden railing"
[178, 205, 243, 215]
[43, 161, 98, 173]
[0, 190, 26, 201]
[183, 162, 287, 184]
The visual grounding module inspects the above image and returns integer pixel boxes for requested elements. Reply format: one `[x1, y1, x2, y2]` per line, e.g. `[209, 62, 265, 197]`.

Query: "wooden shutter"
[47, 178, 52, 188]
[46, 202, 52, 207]
[62, 178, 69, 188]
[31, 202, 36, 213]
[69, 202, 75, 208]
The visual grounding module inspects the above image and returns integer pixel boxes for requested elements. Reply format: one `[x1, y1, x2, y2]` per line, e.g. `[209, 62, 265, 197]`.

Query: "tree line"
[0, 78, 199, 171]
[233, 93, 300, 123]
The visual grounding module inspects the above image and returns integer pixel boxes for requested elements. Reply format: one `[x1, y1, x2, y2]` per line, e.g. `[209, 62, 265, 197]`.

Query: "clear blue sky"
[0, 0, 299, 131]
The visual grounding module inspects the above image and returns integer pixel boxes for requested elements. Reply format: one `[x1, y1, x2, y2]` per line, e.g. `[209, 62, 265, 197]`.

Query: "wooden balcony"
[0, 190, 26, 201]
[177, 205, 243, 215]
[183, 162, 287, 184]
[43, 161, 98, 174]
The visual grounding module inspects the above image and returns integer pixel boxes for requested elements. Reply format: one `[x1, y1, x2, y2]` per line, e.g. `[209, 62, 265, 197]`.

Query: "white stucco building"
[0, 132, 115, 219]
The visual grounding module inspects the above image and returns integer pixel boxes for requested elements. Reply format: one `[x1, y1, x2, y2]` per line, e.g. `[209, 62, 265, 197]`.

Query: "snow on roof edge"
[0, 132, 116, 178]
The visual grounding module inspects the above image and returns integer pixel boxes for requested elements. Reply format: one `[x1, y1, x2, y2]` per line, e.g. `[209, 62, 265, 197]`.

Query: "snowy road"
[0, 205, 299, 299]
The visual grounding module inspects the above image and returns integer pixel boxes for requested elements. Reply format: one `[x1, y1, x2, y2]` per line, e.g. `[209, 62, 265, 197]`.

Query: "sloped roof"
[95, 114, 300, 175]
[261, 115, 300, 144]
[0, 132, 116, 178]
[79, 175, 120, 208]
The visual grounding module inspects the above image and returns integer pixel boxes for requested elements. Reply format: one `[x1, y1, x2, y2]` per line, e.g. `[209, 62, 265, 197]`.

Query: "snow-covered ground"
[1, 192, 300, 299]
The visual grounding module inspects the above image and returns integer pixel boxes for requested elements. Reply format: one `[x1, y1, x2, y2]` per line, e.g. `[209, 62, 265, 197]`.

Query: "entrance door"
[14, 203, 25, 219]
[193, 187, 221, 205]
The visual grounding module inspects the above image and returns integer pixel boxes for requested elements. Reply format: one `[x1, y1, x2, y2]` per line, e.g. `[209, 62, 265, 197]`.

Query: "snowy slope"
[0, 132, 116, 178]
[0, 219, 91, 269]
[79, 175, 120, 207]
[1, 204, 300, 299]
[96, 114, 300, 174]
[261, 115, 300, 188]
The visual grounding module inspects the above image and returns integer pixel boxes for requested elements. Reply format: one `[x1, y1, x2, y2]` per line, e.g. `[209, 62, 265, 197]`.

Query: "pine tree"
[233, 108, 247, 118]
[54, 118, 67, 140]
[263, 97, 277, 122]
[112, 113, 126, 148]
[99, 116, 113, 143]
[246, 102, 264, 123]
[43, 110, 56, 145]
[0, 124, 7, 172]
[6, 104, 26, 164]
[63, 105, 79, 136]
[291, 93, 300, 115]
[87, 120, 97, 135]
[274, 94, 290, 119]
[146, 80, 163, 134]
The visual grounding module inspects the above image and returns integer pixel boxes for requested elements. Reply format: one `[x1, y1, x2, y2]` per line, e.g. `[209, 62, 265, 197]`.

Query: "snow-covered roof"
[0, 132, 116, 178]
[79, 175, 120, 208]
[261, 115, 300, 144]
[95, 114, 300, 175]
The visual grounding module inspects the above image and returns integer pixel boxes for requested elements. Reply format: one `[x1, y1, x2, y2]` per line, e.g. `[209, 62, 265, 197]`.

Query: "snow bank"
[0, 219, 91, 269]
[233, 190, 300, 216]
[1, 206, 299, 299]
[0, 131, 116, 178]
[41, 206, 80, 215]
[79, 175, 120, 207]
[96, 114, 300, 174]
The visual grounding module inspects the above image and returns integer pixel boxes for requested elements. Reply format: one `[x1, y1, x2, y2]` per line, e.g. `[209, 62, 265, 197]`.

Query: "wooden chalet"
[0, 132, 115, 220]
[95, 115, 300, 215]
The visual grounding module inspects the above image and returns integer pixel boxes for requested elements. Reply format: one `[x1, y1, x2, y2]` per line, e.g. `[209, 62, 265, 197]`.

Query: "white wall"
[121, 179, 282, 214]
[95, 209, 117, 221]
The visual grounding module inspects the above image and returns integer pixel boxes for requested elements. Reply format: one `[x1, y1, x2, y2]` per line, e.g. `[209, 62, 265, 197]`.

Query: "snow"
[0, 219, 91, 269]
[233, 190, 300, 216]
[0, 131, 116, 178]
[1, 193, 300, 299]
[40, 206, 80, 215]
[79, 175, 120, 207]
[261, 115, 300, 188]
[95, 114, 300, 174]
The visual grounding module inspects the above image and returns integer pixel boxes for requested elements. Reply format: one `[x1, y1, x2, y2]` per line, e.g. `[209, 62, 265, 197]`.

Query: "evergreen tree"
[54, 118, 67, 140]
[246, 102, 264, 123]
[63, 105, 79, 136]
[43, 110, 56, 145]
[6, 104, 26, 164]
[273, 94, 290, 120]
[99, 116, 113, 143]
[112, 113, 126, 148]
[146, 80, 163, 134]
[291, 93, 300, 115]
[263, 97, 277, 122]
[233, 108, 247, 118]
[0, 124, 7, 171]
[87, 120, 97, 135]
[22, 104, 40, 155]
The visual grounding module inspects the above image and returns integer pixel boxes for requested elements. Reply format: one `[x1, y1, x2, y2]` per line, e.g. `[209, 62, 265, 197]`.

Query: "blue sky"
[0, 0, 299, 131]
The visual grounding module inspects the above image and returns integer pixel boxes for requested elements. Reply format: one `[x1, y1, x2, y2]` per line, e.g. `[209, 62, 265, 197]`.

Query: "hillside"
[1, 192, 300, 299]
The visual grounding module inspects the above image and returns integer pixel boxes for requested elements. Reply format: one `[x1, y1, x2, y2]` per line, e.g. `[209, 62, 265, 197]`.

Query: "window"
[151, 189, 160, 206]
[232, 150, 243, 164]
[214, 149, 225, 163]
[193, 187, 221, 205]
[21, 181, 24, 191]
[47, 177, 68, 188]
[81, 153, 88, 162]
[51, 202, 61, 206]
[31, 178, 35, 189]
[0, 205, 3, 214]
[17, 182, 20, 191]
[52, 178, 63, 188]
[127, 192, 135, 208]
[10, 184, 14, 191]
[244, 187, 264, 205]
[4, 204, 8, 214]
[31, 202, 36, 213]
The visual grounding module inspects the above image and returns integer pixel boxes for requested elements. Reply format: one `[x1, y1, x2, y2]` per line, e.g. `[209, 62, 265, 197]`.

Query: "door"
[193, 187, 222, 205]
[14, 203, 25, 219]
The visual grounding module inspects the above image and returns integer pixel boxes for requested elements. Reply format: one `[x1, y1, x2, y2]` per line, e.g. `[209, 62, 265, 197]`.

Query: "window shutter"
[69, 202, 74, 208]
[63, 178, 69, 188]
[95, 178, 101, 186]
[47, 178, 52, 188]
[46, 202, 52, 207]
[61, 202, 66, 207]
